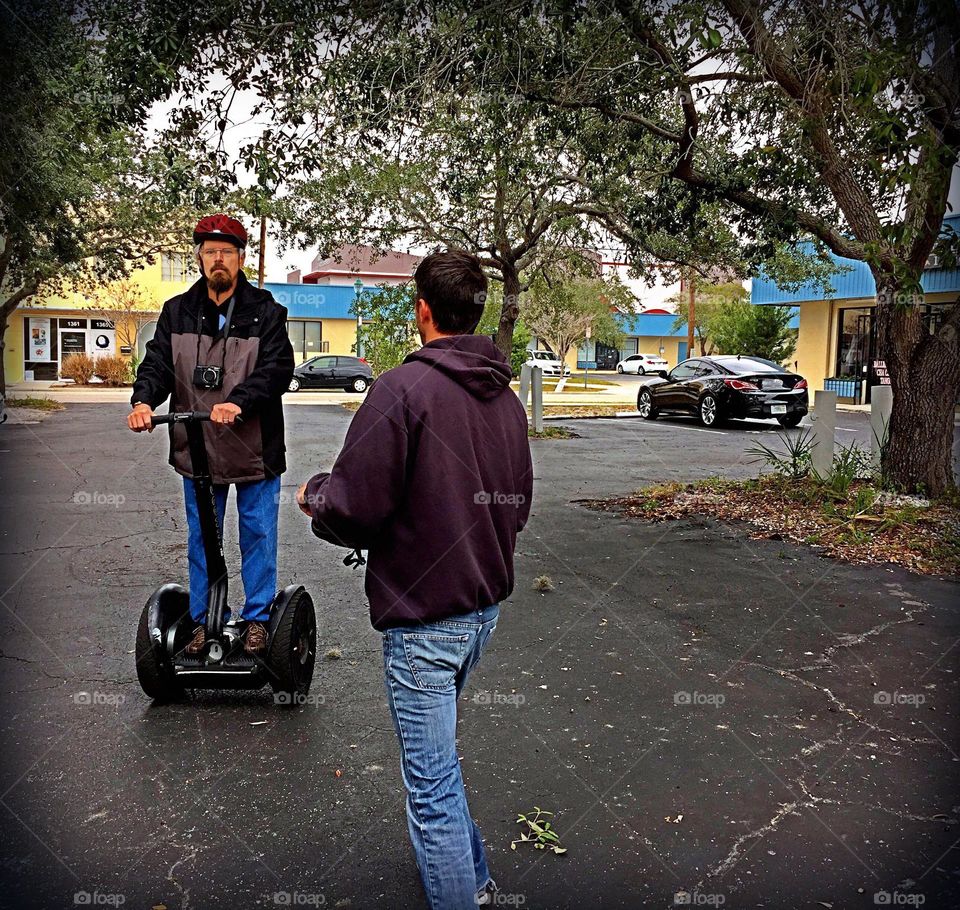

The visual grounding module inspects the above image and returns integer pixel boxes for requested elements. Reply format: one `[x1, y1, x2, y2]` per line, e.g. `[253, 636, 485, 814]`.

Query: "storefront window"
[287, 319, 324, 362]
[835, 308, 872, 379]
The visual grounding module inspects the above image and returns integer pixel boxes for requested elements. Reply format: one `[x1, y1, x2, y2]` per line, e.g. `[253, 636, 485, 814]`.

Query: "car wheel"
[637, 388, 658, 419]
[777, 414, 803, 429]
[636, 365, 645, 375]
[350, 377, 369, 393]
[617, 365, 624, 374]
[698, 393, 722, 427]
[288, 377, 301, 392]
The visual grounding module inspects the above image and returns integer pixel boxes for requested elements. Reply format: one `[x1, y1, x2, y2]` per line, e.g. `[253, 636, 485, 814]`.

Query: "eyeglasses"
[200, 248, 240, 260]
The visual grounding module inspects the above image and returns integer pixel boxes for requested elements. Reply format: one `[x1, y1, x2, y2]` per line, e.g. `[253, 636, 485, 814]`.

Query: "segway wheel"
[269, 588, 317, 703]
[135, 601, 184, 702]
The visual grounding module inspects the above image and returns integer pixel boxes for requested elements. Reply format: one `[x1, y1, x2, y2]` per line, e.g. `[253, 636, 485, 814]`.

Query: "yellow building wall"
[793, 299, 835, 393]
[3, 316, 23, 385]
[560, 336, 687, 372]
[4, 257, 192, 385]
[321, 319, 360, 357]
[636, 336, 687, 368]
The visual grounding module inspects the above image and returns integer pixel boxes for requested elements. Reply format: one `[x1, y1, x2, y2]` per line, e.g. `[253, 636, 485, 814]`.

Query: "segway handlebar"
[150, 411, 212, 426]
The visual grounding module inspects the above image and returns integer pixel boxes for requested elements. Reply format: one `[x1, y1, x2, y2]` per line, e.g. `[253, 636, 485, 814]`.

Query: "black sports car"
[636, 355, 808, 428]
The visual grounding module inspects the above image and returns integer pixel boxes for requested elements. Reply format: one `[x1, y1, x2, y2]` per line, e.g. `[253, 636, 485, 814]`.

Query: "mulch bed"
[578, 476, 960, 577]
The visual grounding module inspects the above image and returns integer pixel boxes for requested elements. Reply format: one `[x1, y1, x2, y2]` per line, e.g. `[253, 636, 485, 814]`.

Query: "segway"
[134, 411, 317, 705]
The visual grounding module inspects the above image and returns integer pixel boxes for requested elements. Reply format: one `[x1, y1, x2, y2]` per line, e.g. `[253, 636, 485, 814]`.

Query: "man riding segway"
[128, 214, 295, 657]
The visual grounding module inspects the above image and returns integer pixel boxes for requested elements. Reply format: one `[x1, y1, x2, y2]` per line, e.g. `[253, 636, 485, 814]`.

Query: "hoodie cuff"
[304, 473, 330, 519]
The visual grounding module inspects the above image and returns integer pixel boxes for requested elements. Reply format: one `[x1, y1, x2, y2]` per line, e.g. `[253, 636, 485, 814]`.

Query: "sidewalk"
[7, 381, 639, 408]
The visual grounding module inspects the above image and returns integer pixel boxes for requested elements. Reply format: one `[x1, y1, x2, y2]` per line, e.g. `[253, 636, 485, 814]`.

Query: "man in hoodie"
[298, 250, 533, 909]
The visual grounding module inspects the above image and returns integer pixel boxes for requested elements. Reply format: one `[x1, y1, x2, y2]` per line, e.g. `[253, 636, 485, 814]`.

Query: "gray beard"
[208, 270, 231, 294]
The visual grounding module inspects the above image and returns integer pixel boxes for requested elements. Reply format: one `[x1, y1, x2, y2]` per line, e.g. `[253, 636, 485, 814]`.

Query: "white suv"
[524, 350, 571, 376]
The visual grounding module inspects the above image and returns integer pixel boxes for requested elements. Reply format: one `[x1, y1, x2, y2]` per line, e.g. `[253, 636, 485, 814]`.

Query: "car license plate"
[771, 404, 787, 415]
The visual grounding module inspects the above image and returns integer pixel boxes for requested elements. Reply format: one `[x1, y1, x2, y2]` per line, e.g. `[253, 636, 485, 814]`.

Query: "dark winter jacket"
[131, 271, 295, 484]
[305, 334, 533, 631]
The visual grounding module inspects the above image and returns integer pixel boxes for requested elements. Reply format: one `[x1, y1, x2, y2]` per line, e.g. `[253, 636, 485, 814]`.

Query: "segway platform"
[133, 412, 317, 704]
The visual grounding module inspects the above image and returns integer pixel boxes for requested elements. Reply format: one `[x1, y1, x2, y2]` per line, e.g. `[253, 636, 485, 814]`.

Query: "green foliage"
[821, 442, 874, 496]
[524, 272, 629, 369]
[512, 807, 567, 855]
[0, 2, 204, 392]
[708, 302, 798, 364]
[352, 283, 419, 377]
[668, 281, 748, 355]
[746, 430, 814, 480]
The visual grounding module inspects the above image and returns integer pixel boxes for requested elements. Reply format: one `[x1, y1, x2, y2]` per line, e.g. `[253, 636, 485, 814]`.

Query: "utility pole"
[686, 271, 695, 358]
[258, 214, 267, 288]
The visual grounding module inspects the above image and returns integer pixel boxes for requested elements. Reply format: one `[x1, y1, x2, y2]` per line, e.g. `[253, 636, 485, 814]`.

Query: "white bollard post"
[531, 365, 544, 433]
[810, 389, 837, 479]
[870, 384, 893, 471]
[518, 364, 532, 409]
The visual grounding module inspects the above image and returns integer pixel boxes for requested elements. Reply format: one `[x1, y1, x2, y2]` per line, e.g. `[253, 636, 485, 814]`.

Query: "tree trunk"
[874, 277, 960, 496]
[0, 312, 7, 397]
[494, 264, 521, 358]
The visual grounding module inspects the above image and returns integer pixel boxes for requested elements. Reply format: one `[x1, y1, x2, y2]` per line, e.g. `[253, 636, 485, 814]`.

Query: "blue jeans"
[382, 605, 500, 910]
[183, 475, 280, 624]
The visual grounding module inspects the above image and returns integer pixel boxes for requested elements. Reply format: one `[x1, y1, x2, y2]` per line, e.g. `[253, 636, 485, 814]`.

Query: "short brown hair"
[414, 251, 488, 334]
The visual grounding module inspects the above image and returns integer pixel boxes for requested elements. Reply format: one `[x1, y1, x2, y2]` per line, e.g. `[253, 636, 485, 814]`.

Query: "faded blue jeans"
[382, 604, 500, 910]
[183, 475, 280, 624]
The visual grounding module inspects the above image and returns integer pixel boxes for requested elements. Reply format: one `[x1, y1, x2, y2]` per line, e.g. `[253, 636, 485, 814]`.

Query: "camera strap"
[195, 295, 237, 372]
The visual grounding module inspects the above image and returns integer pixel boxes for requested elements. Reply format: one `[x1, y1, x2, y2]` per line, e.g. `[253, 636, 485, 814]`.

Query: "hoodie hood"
[404, 334, 513, 400]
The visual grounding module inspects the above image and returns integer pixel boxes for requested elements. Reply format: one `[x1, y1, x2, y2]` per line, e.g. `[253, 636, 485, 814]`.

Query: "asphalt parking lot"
[0, 402, 957, 909]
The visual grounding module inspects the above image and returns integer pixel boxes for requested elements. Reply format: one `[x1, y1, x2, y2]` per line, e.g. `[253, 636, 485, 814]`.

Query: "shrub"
[746, 429, 814, 480]
[825, 442, 873, 496]
[60, 353, 95, 384]
[95, 354, 132, 386]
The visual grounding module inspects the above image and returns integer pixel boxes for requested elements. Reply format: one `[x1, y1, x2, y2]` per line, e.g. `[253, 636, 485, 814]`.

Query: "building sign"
[29, 318, 52, 361]
[85, 319, 116, 357]
[59, 318, 87, 330]
[871, 359, 891, 386]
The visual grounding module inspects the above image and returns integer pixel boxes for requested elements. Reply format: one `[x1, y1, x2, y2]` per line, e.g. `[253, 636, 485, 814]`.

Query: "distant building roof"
[298, 244, 422, 283]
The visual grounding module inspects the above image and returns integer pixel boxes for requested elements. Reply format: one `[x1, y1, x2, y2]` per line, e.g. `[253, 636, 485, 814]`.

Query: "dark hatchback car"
[636, 355, 808, 428]
[288, 355, 374, 393]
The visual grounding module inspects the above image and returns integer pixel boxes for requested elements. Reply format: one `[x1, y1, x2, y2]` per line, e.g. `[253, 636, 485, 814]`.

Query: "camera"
[193, 364, 224, 390]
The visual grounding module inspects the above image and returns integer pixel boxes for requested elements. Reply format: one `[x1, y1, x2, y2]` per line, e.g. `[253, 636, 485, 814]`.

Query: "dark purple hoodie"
[305, 334, 533, 630]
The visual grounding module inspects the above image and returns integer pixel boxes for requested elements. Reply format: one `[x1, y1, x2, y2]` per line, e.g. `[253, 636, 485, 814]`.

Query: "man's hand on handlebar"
[211, 402, 242, 425]
[128, 403, 154, 432]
